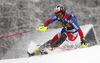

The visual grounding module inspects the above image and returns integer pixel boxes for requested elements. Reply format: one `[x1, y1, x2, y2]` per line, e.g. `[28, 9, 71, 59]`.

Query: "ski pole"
[0, 28, 40, 39]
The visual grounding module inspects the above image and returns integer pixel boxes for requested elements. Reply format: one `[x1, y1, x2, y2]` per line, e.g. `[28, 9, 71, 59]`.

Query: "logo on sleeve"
[72, 23, 79, 30]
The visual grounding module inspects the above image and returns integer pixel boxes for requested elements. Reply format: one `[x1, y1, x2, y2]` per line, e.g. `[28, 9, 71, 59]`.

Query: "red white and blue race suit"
[44, 12, 84, 42]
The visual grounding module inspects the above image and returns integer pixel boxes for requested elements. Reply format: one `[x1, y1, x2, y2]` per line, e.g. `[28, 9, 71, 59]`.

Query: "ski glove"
[38, 25, 48, 31]
[81, 38, 89, 48]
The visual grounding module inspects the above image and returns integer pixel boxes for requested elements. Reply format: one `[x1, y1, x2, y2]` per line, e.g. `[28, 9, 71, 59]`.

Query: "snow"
[1, 24, 99, 63]
[0, 45, 100, 63]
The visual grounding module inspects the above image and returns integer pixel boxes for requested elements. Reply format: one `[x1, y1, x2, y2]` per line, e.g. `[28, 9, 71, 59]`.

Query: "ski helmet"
[54, 4, 65, 16]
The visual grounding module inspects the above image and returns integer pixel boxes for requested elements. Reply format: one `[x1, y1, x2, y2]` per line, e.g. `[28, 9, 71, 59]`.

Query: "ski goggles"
[55, 12, 63, 16]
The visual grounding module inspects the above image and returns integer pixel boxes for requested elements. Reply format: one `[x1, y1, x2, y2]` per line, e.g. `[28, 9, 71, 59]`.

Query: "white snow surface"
[0, 45, 100, 63]
[1, 24, 99, 63]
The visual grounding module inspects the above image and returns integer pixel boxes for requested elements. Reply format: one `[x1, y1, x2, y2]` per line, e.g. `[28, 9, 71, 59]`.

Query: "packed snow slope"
[0, 45, 100, 63]
[0, 24, 99, 63]
[2, 24, 98, 59]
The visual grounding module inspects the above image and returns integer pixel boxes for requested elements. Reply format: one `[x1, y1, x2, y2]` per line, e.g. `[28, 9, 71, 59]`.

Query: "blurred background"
[0, 0, 100, 59]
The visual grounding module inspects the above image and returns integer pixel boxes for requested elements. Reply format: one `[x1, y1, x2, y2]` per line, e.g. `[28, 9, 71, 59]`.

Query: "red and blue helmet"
[54, 4, 65, 15]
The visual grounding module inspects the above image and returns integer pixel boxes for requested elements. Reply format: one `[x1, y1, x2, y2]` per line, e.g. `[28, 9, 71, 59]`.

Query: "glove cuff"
[81, 38, 87, 45]
[44, 25, 47, 26]
[81, 38, 85, 42]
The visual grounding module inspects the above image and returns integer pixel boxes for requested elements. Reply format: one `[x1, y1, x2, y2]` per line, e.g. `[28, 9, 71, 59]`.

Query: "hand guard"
[81, 38, 89, 48]
[38, 25, 48, 31]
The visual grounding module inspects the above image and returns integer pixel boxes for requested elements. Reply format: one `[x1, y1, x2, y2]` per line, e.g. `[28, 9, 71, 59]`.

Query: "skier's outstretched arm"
[39, 15, 57, 31]
[44, 15, 58, 26]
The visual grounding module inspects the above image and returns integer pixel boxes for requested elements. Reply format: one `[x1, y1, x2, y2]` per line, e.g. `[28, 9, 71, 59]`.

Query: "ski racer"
[28, 4, 89, 57]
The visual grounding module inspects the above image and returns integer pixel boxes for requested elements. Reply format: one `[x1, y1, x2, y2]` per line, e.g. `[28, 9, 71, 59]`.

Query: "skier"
[28, 4, 89, 57]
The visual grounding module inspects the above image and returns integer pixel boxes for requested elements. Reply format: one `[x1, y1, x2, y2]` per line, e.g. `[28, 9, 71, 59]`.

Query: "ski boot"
[27, 52, 35, 57]
[27, 50, 48, 57]
[39, 50, 48, 55]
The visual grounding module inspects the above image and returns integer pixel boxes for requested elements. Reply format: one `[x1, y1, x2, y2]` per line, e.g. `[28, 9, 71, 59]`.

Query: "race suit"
[44, 12, 84, 42]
